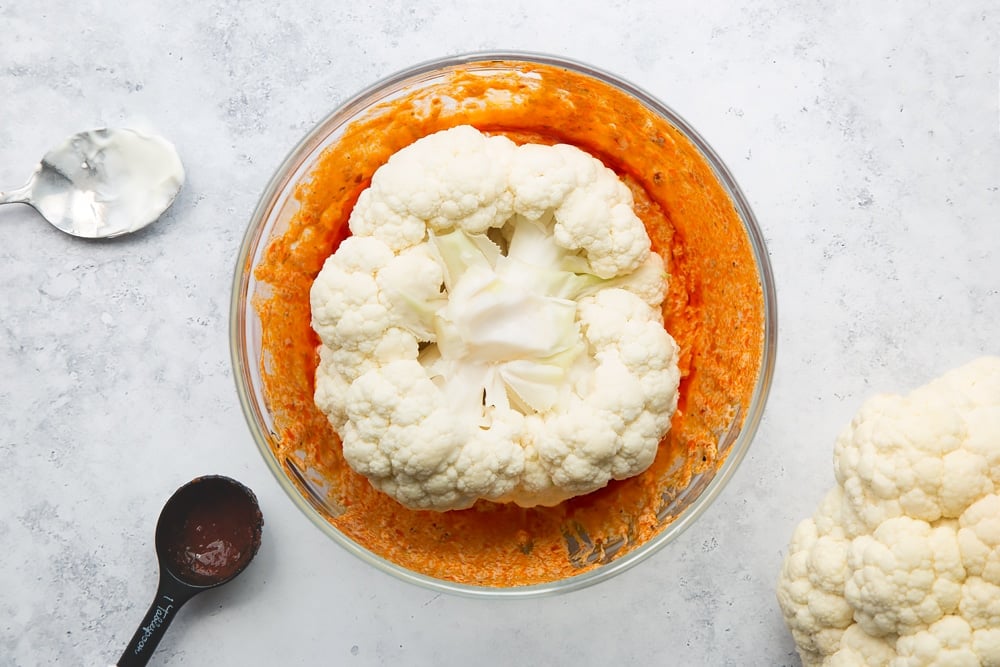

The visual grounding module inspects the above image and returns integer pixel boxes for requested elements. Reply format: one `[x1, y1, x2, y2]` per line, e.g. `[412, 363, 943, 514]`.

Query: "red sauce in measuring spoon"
[160, 477, 263, 586]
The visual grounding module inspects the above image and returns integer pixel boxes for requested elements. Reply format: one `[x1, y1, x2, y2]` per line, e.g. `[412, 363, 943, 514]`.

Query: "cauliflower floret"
[375, 242, 447, 341]
[973, 628, 1000, 666]
[845, 517, 964, 637]
[913, 357, 1000, 412]
[777, 357, 1000, 666]
[509, 141, 650, 278]
[475, 289, 678, 508]
[834, 395, 967, 529]
[310, 236, 394, 347]
[342, 360, 525, 510]
[613, 251, 669, 308]
[964, 407, 1000, 488]
[833, 376, 997, 531]
[311, 125, 679, 511]
[957, 494, 1000, 585]
[348, 125, 517, 249]
[314, 346, 356, 431]
[575, 288, 679, 475]
[959, 577, 1000, 630]
[823, 625, 896, 667]
[894, 616, 979, 667]
[776, 488, 855, 665]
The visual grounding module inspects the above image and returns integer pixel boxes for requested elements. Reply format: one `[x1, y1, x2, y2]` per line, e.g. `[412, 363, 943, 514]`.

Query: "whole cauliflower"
[777, 356, 1000, 666]
[310, 125, 680, 511]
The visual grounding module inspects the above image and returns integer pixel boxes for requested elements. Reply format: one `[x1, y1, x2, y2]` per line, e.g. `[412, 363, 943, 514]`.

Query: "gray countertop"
[2, 2, 997, 665]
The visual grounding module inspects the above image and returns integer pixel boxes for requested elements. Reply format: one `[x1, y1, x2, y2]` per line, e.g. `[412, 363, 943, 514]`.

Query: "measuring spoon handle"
[115, 573, 198, 667]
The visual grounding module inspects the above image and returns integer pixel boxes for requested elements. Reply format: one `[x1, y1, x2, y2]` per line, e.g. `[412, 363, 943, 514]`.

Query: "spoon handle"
[0, 183, 32, 205]
[115, 574, 197, 667]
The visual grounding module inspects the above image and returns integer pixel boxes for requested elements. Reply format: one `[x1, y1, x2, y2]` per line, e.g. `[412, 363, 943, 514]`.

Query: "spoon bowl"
[116, 475, 263, 667]
[0, 128, 184, 238]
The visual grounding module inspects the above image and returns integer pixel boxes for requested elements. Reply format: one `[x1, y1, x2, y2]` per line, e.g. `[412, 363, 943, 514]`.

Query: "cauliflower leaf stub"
[310, 125, 679, 511]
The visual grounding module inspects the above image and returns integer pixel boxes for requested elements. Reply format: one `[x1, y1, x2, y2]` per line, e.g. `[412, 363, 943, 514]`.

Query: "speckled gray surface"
[1, 1, 997, 665]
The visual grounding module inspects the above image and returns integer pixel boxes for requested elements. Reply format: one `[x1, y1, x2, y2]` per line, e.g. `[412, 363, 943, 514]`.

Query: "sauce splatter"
[253, 60, 765, 587]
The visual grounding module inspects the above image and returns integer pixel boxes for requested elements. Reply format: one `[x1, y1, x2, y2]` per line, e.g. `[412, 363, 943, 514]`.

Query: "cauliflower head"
[777, 356, 1000, 666]
[309, 125, 680, 511]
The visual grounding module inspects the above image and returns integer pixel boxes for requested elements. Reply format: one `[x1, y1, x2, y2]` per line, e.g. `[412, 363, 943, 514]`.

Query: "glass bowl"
[230, 51, 777, 597]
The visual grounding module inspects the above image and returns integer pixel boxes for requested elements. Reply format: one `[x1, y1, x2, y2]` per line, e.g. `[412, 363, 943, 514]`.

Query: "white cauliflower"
[894, 616, 980, 667]
[777, 356, 1000, 666]
[824, 626, 897, 667]
[309, 125, 679, 511]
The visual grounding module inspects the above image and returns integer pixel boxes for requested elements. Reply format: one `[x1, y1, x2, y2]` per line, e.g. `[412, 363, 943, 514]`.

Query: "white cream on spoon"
[0, 128, 185, 238]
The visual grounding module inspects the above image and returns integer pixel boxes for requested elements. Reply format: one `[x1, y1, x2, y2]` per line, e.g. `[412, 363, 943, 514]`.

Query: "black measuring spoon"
[115, 475, 264, 666]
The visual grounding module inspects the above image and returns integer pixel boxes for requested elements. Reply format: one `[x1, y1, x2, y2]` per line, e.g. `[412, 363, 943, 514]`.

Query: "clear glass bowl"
[230, 51, 777, 597]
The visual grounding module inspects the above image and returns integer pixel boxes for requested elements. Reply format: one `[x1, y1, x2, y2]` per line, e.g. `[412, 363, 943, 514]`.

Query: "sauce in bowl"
[251, 59, 766, 587]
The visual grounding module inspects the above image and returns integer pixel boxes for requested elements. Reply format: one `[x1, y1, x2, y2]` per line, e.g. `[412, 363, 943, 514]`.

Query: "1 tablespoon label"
[133, 595, 174, 655]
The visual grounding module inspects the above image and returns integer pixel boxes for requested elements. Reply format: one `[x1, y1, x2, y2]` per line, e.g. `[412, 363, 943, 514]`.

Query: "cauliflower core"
[776, 356, 1000, 667]
[309, 125, 680, 511]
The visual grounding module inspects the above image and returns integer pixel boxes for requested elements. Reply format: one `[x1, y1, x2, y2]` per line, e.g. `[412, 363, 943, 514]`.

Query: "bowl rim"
[229, 49, 778, 598]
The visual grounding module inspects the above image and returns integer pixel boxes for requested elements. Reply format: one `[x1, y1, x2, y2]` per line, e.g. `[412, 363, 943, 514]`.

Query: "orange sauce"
[253, 61, 765, 587]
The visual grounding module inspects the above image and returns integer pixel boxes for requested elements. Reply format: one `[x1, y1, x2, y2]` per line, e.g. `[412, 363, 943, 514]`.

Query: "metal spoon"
[115, 475, 264, 667]
[0, 128, 185, 238]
